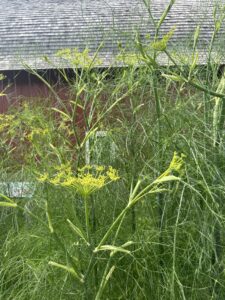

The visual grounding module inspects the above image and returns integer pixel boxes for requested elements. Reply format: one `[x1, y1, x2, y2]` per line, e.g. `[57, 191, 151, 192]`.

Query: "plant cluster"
[1, 1, 225, 299]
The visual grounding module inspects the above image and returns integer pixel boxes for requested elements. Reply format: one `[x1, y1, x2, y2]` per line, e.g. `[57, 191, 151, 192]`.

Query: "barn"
[0, 0, 225, 113]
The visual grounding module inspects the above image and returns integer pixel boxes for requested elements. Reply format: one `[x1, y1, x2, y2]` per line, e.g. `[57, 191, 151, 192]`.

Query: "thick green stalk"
[156, 0, 175, 30]
[151, 1, 177, 281]
[83, 194, 99, 297]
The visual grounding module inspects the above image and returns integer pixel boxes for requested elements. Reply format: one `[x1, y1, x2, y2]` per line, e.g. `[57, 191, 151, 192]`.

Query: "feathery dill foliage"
[1, 5, 225, 300]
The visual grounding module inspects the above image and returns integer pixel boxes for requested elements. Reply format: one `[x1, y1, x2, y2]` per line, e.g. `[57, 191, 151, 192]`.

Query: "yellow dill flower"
[96, 166, 105, 172]
[56, 48, 102, 68]
[37, 164, 119, 197]
[107, 166, 120, 181]
[168, 152, 186, 174]
[0, 114, 15, 133]
[37, 172, 49, 182]
[78, 165, 92, 172]
[27, 128, 50, 142]
[72, 173, 107, 196]
[156, 152, 186, 182]
[55, 163, 71, 172]
[49, 176, 61, 185]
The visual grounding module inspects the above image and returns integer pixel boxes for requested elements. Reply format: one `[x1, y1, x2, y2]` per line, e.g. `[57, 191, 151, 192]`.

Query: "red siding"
[0, 80, 55, 112]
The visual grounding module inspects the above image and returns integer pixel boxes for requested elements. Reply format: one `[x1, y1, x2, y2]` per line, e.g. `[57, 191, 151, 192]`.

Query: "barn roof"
[0, 0, 225, 70]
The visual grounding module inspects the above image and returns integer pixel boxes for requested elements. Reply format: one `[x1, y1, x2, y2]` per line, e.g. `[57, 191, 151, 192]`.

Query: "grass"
[1, 3, 225, 298]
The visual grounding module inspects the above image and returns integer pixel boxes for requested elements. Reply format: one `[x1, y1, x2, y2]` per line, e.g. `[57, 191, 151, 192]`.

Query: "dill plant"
[0, 151, 185, 299]
[1, 64, 225, 299]
[1, 3, 225, 300]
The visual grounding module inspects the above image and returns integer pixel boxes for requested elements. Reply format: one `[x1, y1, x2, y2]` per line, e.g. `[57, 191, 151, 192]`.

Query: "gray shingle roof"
[0, 0, 225, 70]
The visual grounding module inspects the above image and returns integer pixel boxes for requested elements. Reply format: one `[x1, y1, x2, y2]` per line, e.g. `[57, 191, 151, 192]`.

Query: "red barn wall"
[0, 70, 66, 113]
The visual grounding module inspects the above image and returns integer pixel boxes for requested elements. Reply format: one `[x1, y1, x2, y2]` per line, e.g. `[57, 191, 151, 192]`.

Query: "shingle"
[0, 0, 224, 70]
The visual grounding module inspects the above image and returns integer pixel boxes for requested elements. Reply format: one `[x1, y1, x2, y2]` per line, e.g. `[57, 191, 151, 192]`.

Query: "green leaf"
[190, 53, 199, 73]
[121, 241, 134, 248]
[157, 0, 175, 29]
[105, 266, 115, 283]
[48, 261, 84, 282]
[51, 108, 71, 121]
[109, 241, 134, 257]
[151, 40, 167, 51]
[0, 193, 14, 203]
[153, 175, 180, 184]
[45, 202, 54, 233]
[149, 188, 169, 194]
[80, 127, 98, 148]
[133, 103, 145, 114]
[97, 266, 115, 297]
[193, 25, 200, 49]
[0, 74, 5, 81]
[67, 219, 90, 246]
[94, 245, 131, 256]
[215, 20, 221, 32]
[151, 27, 176, 51]
[0, 202, 17, 208]
[76, 84, 86, 97]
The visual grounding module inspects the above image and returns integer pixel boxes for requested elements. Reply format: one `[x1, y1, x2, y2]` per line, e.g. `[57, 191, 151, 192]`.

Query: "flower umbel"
[156, 152, 186, 181]
[37, 165, 119, 197]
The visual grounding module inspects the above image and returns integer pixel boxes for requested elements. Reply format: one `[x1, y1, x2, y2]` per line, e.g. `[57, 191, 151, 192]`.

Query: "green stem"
[96, 181, 157, 250]
[96, 206, 129, 250]
[91, 197, 98, 289]
[164, 50, 225, 99]
[95, 212, 127, 300]
[171, 186, 185, 299]
[204, 27, 217, 125]
[83, 195, 100, 297]
[84, 195, 90, 245]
